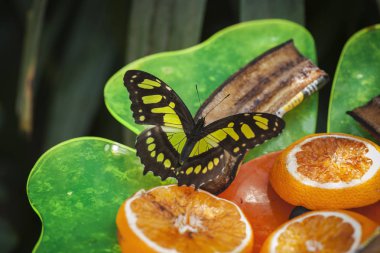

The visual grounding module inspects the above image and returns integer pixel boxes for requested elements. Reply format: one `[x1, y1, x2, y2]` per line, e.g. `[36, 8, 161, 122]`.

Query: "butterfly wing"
[176, 147, 227, 188]
[201, 112, 285, 155]
[124, 70, 195, 133]
[124, 70, 195, 180]
[136, 126, 186, 180]
[177, 112, 285, 188]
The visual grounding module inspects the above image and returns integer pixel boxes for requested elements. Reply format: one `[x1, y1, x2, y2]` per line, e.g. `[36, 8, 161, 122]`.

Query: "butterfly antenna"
[204, 93, 230, 118]
[195, 84, 202, 107]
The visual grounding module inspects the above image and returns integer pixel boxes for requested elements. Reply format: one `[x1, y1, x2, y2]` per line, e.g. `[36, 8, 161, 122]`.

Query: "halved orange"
[270, 133, 380, 209]
[116, 185, 253, 253]
[260, 210, 379, 253]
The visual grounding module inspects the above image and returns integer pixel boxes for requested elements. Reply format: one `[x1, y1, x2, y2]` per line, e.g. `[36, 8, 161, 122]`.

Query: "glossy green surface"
[105, 19, 319, 159]
[27, 137, 174, 252]
[328, 24, 380, 140]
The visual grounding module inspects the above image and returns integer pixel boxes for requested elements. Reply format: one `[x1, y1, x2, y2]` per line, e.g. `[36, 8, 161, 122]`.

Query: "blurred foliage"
[0, 217, 18, 252]
[125, 0, 206, 62]
[240, 0, 304, 24]
[0, 0, 379, 252]
[16, 0, 47, 135]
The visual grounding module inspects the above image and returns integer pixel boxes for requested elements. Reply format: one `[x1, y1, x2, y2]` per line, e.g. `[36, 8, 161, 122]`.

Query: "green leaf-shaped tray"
[27, 137, 175, 252]
[328, 24, 380, 139]
[28, 20, 319, 252]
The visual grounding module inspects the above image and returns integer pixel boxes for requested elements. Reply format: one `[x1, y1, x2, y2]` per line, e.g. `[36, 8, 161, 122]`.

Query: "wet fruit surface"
[260, 210, 379, 253]
[117, 185, 253, 253]
[277, 215, 355, 252]
[352, 201, 380, 224]
[219, 151, 294, 252]
[296, 137, 372, 183]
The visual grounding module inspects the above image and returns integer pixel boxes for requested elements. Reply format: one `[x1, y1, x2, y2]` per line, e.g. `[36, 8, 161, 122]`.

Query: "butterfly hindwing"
[124, 70, 195, 133]
[136, 126, 184, 180]
[176, 147, 226, 188]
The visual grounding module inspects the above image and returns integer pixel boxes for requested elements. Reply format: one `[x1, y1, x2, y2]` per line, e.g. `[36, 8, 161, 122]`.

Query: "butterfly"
[124, 70, 285, 189]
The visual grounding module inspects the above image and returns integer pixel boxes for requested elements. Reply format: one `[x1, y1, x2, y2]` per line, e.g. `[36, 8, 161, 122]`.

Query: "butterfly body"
[179, 117, 205, 164]
[124, 70, 285, 189]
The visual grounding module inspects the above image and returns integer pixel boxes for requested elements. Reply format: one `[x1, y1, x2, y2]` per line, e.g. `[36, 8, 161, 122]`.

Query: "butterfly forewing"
[187, 113, 285, 158]
[124, 70, 195, 133]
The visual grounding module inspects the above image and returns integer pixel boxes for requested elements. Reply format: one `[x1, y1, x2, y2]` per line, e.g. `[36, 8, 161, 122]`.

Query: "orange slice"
[260, 210, 379, 253]
[270, 133, 380, 209]
[116, 185, 253, 253]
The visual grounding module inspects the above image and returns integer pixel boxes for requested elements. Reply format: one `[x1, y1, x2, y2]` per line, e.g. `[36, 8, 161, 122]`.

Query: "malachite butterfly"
[124, 70, 285, 189]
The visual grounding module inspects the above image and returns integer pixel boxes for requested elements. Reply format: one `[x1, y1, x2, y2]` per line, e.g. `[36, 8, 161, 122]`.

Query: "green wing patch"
[165, 128, 187, 154]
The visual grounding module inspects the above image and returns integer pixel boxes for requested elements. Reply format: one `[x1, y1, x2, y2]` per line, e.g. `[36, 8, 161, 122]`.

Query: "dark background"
[1, 0, 379, 252]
